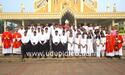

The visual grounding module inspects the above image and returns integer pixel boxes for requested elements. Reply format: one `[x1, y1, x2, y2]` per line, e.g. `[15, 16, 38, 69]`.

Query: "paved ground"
[0, 58, 125, 75]
[0, 47, 125, 75]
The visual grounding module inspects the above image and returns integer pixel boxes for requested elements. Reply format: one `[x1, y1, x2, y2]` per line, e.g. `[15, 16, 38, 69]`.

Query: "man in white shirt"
[44, 27, 51, 57]
[30, 31, 39, 57]
[68, 30, 74, 57]
[38, 29, 47, 58]
[60, 30, 68, 57]
[52, 30, 60, 58]
[21, 30, 30, 58]
[74, 33, 81, 56]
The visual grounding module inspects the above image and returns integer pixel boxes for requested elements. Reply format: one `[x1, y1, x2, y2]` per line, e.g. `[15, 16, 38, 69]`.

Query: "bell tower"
[93, 0, 97, 11]
[0, 4, 3, 12]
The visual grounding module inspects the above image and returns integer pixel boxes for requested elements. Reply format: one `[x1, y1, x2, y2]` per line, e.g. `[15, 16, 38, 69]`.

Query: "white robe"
[13, 47, 21, 54]
[2, 46, 12, 54]
[44, 31, 50, 41]
[13, 38, 21, 54]
[60, 34, 67, 44]
[21, 35, 30, 44]
[74, 36, 80, 55]
[38, 33, 46, 45]
[96, 38, 101, 57]
[87, 38, 94, 56]
[101, 37, 106, 50]
[18, 28, 25, 36]
[101, 37, 106, 56]
[68, 36, 74, 56]
[30, 35, 39, 45]
[52, 34, 60, 44]
[80, 35, 87, 55]
[114, 47, 123, 56]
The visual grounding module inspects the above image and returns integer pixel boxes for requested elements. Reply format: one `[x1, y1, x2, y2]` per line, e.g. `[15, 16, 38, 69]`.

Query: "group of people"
[1, 22, 124, 58]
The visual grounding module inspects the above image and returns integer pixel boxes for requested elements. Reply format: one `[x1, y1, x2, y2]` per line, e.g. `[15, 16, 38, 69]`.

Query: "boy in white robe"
[95, 33, 102, 57]
[87, 31, 94, 56]
[74, 33, 81, 56]
[68, 30, 74, 56]
[80, 33, 87, 56]
[100, 31, 106, 57]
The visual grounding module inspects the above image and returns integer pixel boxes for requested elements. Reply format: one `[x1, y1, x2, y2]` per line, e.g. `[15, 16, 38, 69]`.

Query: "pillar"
[124, 20, 125, 30]
[59, 19, 62, 25]
[80, 0, 83, 13]
[4, 20, 7, 31]
[48, 0, 51, 12]
[109, 20, 115, 31]
[109, 24, 112, 32]
[112, 20, 115, 26]
[84, 20, 87, 26]
[75, 19, 77, 28]
[22, 20, 25, 27]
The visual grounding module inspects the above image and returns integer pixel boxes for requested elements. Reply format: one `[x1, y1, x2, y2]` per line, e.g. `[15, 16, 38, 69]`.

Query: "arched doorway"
[61, 11, 75, 25]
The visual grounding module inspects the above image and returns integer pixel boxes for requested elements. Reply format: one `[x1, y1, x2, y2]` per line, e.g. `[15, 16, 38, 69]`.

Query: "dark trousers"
[21, 43, 29, 58]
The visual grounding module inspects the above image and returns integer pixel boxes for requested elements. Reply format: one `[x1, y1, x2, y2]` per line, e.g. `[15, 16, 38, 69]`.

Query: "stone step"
[0, 56, 125, 63]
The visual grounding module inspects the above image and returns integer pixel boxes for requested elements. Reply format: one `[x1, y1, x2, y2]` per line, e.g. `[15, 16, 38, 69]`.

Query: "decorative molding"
[0, 12, 125, 20]
[0, 12, 61, 20]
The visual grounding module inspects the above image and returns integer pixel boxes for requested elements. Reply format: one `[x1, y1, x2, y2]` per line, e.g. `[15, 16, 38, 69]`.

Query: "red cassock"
[2, 31, 13, 48]
[106, 34, 115, 53]
[63, 24, 70, 31]
[13, 32, 22, 48]
[115, 35, 123, 51]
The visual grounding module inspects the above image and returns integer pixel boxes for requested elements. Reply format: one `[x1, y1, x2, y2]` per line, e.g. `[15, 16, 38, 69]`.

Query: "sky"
[0, 0, 125, 12]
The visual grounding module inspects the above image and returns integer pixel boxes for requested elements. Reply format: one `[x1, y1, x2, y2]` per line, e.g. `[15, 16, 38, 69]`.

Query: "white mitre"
[65, 19, 69, 24]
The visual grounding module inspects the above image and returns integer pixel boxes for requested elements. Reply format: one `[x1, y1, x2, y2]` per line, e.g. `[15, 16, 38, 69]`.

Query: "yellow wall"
[34, 0, 97, 13]
[84, 4, 96, 13]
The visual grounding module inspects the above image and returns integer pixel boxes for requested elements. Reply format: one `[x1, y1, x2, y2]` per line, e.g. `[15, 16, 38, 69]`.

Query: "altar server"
[95, 33, 101, 57]
[68, 30, 74, 56]
[87, 31, 94, 56]
[74, 33, 80, 56]
[80, 33, 87, 56]
[100, 31, 106, 57]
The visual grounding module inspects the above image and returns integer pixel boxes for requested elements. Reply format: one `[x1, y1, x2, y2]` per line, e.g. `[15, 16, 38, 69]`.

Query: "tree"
[0, 20, 4, 34]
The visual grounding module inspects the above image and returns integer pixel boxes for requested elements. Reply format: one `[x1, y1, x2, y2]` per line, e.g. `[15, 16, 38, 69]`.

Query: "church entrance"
[61, 11, 75, 25]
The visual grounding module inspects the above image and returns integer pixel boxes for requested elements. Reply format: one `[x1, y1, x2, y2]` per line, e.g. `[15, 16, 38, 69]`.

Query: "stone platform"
[0, 57, 125, 75]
